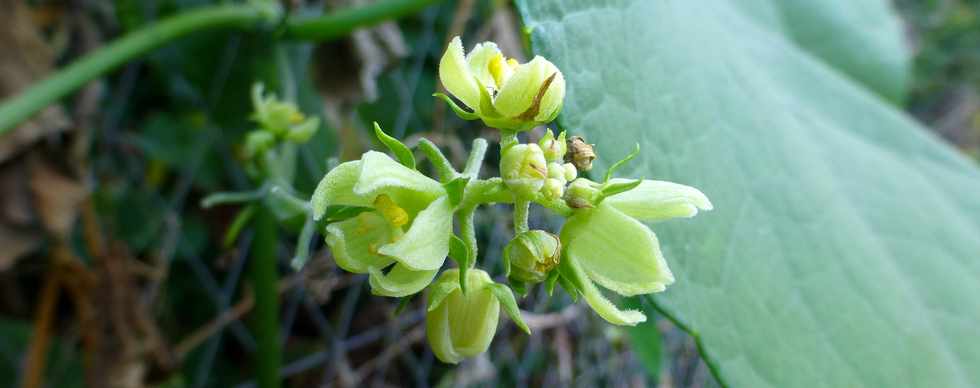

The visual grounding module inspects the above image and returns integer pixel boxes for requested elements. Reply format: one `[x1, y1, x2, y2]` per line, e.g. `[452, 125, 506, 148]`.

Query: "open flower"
[426, 269, 529, 364]
[311, 151, 454, 297]
[559, 179, 713, 325]
[437, 36, 565, 131]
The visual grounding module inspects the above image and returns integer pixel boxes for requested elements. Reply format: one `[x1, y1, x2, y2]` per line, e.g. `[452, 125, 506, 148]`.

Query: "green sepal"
[433, 93, 479, 120]
[448, 234, 472, 294]
[395, 295, 414, 315]
[443, 176, 470, 207]
[599, 178, 643, 202]
[373, 121, 416, 169]
[544, 269, 560, 296]
[508, 277, 528, 297]
[603, 143, 640, 183]
[488, 283, 531, 335]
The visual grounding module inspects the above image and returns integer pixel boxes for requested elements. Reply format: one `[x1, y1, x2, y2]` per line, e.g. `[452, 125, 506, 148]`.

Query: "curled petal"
[312, 160, 368, 220]
[368, 264, 438, 297]
[378, 196, 453, 271]
[561, 203, 674, 297]
[354, 151, 444, 214]
[438, 36, 482, 112]
[560, 253, 647, 326]
[324, 212, 396, 273]
[604, 179, 713, 221]
[493, 56, 549, 118]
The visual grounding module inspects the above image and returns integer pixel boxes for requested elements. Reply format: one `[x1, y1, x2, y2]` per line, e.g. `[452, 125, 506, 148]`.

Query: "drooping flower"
[436, 36, 565, 131]
[311, 151, 454, 297]
[426, 269, 529, 364]
[504, 230, 561, 284]
[559, 179, 713, 325]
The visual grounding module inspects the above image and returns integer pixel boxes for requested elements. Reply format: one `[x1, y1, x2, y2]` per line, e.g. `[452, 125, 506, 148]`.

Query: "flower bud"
[562, 162, 578, 181]
[505, 230, 561, 283]
[565, 136, 596, 172]
[541, 178, 565, 200]
[547, 162, 566, 181]
[426, 269, 500, 364]
[564, 178, 602, 209]
[501, 143, 548, 198]
[539, 130, 567, 162]
[243, 130, 275, 159]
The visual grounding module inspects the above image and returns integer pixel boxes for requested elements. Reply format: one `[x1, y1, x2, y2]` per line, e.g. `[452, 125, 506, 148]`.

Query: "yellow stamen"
[488, 54, 509, 88]
[506, 58, 519, 68]
[374, 194, 409, 228]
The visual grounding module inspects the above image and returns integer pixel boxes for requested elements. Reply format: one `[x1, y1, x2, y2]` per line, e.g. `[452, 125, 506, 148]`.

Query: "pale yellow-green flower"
[559, 179, 712, 325]
[311, 151, 454, 297]
[436, 36, 565, 131]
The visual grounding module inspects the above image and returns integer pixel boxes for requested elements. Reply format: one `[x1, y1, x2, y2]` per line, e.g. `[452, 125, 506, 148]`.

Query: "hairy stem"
[463, 138, 488, 178]
[458, 206, 478, 267]
[514, 199, 530, 234]
[417, 138, 458, 181]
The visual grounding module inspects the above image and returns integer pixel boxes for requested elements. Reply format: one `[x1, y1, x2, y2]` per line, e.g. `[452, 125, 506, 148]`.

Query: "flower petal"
[560, 253, 647, 326]
[493, 56, 548, 118]
[466, 42, 503, 90]
[378, 196, 452, 271]
[311, 160, 368, 220]
[561, 203, 674, 297]
[535, 61, 565, 121]
[324, 212, 396, 273]
[368, 263, 438, 297]
[445, 271, 499, 356]
[438, 36, 482, 112]
[354, 151, 444, 214]
[604, 179, 713, 221]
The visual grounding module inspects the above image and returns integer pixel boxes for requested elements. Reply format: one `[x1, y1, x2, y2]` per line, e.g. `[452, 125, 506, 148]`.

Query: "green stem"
[458, 206, 478, 267]
[0, 0, 445, 134]
[0, 5, 272, 133]
[249, 206, 281, 388]
[285, 0, 442, 40]
[461, 178, 514, 207]
[514, 199, 530, 234]
[417, 138, 458, 182]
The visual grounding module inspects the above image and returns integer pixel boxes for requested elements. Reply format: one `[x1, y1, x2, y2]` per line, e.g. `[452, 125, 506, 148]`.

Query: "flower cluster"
[310, 36, 712, 364]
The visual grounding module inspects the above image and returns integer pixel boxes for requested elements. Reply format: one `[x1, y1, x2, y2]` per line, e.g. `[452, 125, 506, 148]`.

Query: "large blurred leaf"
[517, 1, 980, 387]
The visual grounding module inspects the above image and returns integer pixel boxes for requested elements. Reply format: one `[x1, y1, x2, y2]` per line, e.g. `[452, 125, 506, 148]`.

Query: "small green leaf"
[489, 283, 531, 334]
[603, 143, 640, 183]
[443, 176, 470, 207]
[373, 122, 415, 169]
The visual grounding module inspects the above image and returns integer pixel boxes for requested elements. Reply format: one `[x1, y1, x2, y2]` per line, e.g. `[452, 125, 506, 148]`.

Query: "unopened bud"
[539, 130, 567, 162]
[501, 143, 548, 198]
[562, 162, 578, 181]
[505, 230, 561, 283]
[565, 136, 596, 171]
[564, 178, 601, 208]
[541, 178, 565, 200]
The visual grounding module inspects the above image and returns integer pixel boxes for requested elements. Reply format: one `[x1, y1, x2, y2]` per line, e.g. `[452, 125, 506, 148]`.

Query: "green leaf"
[488, 283, 531, 334]
[373, 121, 416, 169]
[519, 0, 980, 386]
